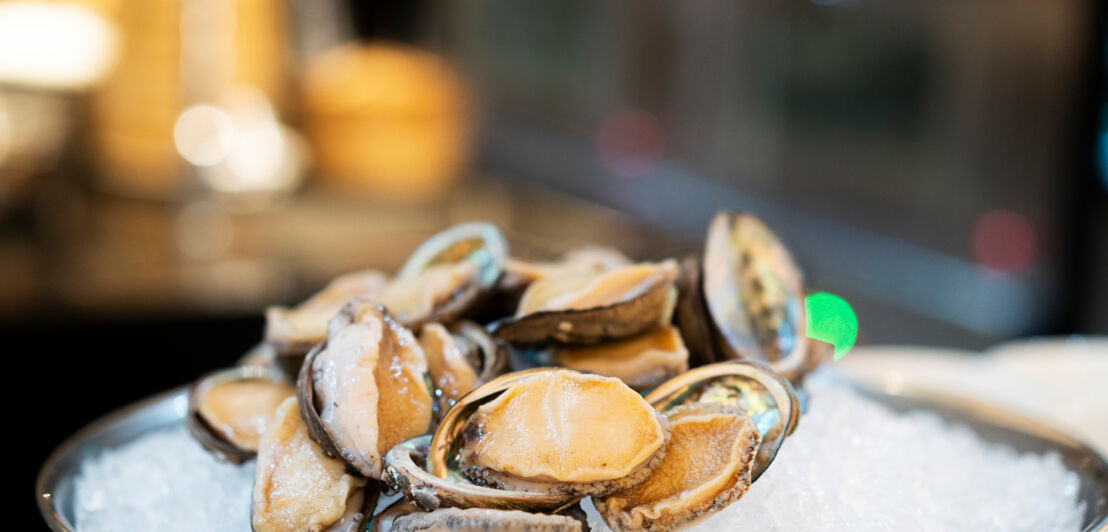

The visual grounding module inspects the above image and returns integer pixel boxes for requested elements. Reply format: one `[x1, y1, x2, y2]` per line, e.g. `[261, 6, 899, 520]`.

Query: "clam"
[497, 245, 632, 296]
[264, 269, 389, 373]
[595, 403, 760, 532]
[384, 434, 574, 512]
[252, 397, 375, 532]
[546, 325, 689, 392]
[420, 321, 508, 418]
[702, 212, 809, 378]
[645, 361, 800, 481]
[387, 508, 585, 531]
[384, 369, 669, 511]
[458, 370, 669, 496]
[186, 365, 295, 464]
[491, 260, 679, 345]
[298, 300, 434, 479]
[377, 222, 508, 332]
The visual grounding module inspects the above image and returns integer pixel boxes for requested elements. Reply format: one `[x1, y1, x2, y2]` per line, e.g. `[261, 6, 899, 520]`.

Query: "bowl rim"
[35, 386, 187, 532]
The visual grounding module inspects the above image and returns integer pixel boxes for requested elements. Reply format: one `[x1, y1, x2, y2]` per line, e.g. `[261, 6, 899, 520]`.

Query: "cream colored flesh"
[265, 270, 388, 346]
[552, 325, 689, 390]
[197, 379, 295, 451]
[596, 404, 761, 531]
[252, 397, 366, 532]
[516, 260, 678, 316]
[504, 246, 630, 285]
[420, 323, 478, 404]
[468, 371, 666, 483]
[312, 306, 432, 478]
[376, 261, 477, 322]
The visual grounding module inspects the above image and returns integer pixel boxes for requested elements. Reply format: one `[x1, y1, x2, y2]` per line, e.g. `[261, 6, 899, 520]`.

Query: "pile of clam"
[186, 212, 826, 532]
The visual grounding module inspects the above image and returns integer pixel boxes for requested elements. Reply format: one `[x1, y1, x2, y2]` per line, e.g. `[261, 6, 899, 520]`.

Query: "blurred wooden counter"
[0, 175, 691, 322]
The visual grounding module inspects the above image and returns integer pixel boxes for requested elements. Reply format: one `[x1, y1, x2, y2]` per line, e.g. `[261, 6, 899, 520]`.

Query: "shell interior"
[644, 361, 800, 481]
[595, 403, 761, 532]
[702, 212, 807, 375]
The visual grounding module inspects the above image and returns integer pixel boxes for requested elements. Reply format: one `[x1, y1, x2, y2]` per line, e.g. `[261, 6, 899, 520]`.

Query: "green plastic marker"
[804, 292, 858, 360]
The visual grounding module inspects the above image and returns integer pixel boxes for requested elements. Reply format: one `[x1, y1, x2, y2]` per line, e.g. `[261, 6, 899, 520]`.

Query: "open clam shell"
[385, 369, 578, 511]
[263, 269, 390, 369]
[186, 365, 294, 464]
[644, 361, 801, 481]
[383, 222, 508, 332]
[490, 260, 679, 346]
[384, 434, 575, 512]
[385, 368, 670, 511]
[297, 303, 435, 479]
[702, 212, 808, 378]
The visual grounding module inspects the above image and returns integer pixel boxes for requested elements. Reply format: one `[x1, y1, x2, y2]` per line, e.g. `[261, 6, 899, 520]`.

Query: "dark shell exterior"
[296, 340, 350, 469]
[490, 282, 677, 346]
[383, 434, 578, 512]
[673, 255, 718, 367]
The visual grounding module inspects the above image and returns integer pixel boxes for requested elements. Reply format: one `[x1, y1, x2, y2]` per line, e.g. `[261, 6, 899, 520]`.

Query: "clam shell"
[444, 370, 669, 498]
[594, 403, 760, 532]
[390, 222, 508, 332]
[386, 368, 671, 512]
[186, 365, 292, 465]
[263, 269, 390, 363]
[296, 304, 435, 479]
[673, 255, 717, 367]
[296, 341, 351, 469]
[702, 212, 807, 377]
[383, 435, 576, 512]
[490, 261, 679, 346]
[545, 325, 690, 392]
[644, 361, 800, 481]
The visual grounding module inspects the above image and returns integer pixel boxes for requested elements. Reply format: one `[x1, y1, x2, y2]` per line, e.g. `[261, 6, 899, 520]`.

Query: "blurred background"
[8, 0, 1107, 526]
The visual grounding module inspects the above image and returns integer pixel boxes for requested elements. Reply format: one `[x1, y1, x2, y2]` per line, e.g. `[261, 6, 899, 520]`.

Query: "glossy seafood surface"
[703, 212, 807, 376]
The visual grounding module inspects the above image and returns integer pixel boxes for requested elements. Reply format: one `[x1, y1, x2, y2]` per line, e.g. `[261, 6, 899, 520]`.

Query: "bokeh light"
[594, 107, 664, 178]
[805, 292, 858, 360]
[970, 209, 1036, 274]
[173, 104, 235, 167]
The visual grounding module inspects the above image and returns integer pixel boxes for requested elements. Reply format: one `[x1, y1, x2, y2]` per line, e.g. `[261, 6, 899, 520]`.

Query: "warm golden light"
[301, 43, 471, 202]
[173, 104, 235, 167]
[0, 2, 117, 89]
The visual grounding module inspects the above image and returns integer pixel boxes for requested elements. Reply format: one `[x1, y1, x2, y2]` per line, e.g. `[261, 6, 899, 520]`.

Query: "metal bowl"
[37, 380, 1108, 531]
